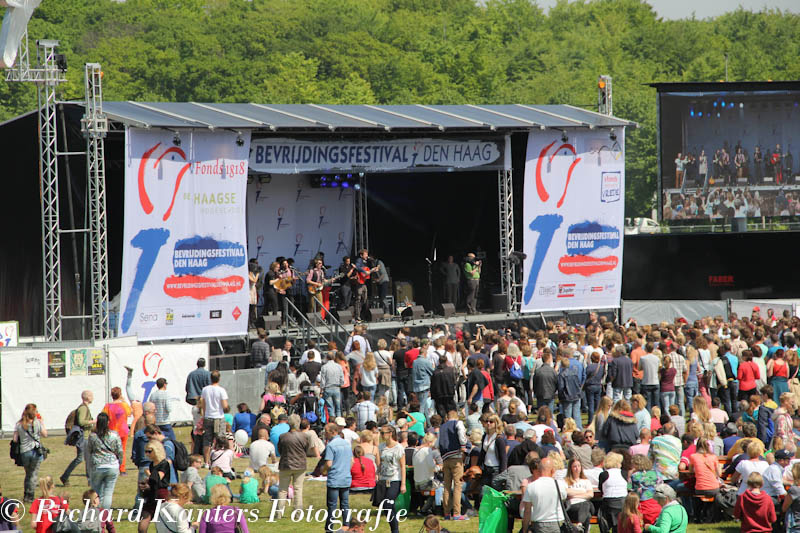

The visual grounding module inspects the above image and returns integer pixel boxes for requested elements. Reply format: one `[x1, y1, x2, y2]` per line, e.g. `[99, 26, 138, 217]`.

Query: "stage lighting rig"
[609, 128, 617, 141]
[236, 135, 244, 147]
[561, 131, 568, 143]
[172, 132, 181, 146]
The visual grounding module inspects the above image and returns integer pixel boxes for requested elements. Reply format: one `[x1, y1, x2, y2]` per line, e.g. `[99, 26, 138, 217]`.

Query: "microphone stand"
[425, 258, 433, 313]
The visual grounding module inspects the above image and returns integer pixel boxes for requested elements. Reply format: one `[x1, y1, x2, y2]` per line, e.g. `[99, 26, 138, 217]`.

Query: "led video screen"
[659, 88, 800, 221]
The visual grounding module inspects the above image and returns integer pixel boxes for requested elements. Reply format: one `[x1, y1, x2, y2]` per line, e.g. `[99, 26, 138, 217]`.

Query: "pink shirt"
[629, 443, 650, 456]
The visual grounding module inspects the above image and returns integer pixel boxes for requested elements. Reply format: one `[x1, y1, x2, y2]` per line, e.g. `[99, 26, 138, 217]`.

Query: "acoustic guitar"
[307, 272, 345, 295]
[356, 266, 380, 285]
[273, 270, 307, 291]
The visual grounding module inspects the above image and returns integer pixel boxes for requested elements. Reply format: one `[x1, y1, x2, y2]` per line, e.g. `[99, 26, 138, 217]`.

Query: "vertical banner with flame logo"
[246, 174, 354, 271]
[119, 128, 251, 340]
[521, 129, 625, 312]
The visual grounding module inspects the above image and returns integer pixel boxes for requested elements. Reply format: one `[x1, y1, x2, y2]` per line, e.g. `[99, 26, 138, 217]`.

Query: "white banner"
[119, 129, 251, 340]
[249, 137, 503, 173]
[521, 129, 625, 312]
[0, 343, 206, 432]
[247, 174, 354, 273]
[0, 321, 18, 346]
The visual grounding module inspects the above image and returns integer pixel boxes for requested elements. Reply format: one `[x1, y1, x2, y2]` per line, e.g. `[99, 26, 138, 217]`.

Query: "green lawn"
[0, 428, 742, 533]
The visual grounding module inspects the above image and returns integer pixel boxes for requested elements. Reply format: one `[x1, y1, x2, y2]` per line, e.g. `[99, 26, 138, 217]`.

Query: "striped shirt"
[149, 388, 171, 425]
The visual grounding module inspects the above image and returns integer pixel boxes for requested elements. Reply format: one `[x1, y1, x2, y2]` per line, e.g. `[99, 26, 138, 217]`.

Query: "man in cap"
[644, 485, 688, 533]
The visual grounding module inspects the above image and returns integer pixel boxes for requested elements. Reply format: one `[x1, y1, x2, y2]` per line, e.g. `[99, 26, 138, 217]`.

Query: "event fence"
[622, 298, 799, 325]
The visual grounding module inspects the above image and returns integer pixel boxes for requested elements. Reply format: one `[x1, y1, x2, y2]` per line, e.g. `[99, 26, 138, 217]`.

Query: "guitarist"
[353, 249, 372, 322]
[306, 258, 327, 312]
[263, 261, 282, 317]
[337, 256, 355, 311]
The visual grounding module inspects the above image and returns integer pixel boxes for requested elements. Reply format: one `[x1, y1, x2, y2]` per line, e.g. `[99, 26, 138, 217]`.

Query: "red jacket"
[734, 489, 775, 533]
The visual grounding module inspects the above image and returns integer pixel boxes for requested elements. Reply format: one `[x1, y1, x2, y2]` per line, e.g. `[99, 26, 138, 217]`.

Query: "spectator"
[354, 391, 378, 431]
[102, 387, 131, 475]
[249, 427, 276, 471]
[565, 458, 594, 533]
[232, 403, 257, 436]
[566, 430, 593, 470]
[733, 440, 769, 495]
[270, 413, 290, 452]
[592, 396, 613, 450]
[649, 428, 681, 482]
[738, 350, 761, 401]
[735, 472, 776, 533]
[413, 433, 442, 515]
[521, 457, 567, 533]
[87, 412, 123, 510]
[203, 466, 231, 504]
[373, 425, 406, 533]
[689, 438, 721, 520]
[628, 454, 663, 525]
[277, 414, 314, 517]
[149, 378, 175, 441]
[138, 440, 171, 533]
[180, 454, 206, 504]
[584, 352, 605, 423]
[350, 445, 376, 490]
[557, 354, 583, 429]
[185, 358, 211, 406]
[618, 493, 643, 533]
[29, 476, 67, 533]
[609, 345, 633, 402]
[324, 422, 353, 533]
[209, 436, 235, 479]
[156, 483, 192, 533]
[644, 484, 687, 533]
[660, 356, 677, 412]
[260, 382, 286, 414]
[630, 428, 652, 457]
[61, 390, 95, 486]
[320, 352, 345, 418]
[599, 452, 628, 533]
[600, 400, 639, 451]
[14, 403, 47, 503]
[632, 394, 650, 433]
[533, 351, 558, 413]
[198, 484, 249, 533]
[640, 343, 661, 412]
[250, 330, 271, 367]
[584, 448, 606, 489]
[431, 355, 457, 418]
[781, 463, 800, 533]
[201, 371, 229, 467]
[438, 410, 467, 520]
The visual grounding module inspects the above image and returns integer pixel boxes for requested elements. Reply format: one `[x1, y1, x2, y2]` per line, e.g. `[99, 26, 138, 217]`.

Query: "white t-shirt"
[522, 477, 567, 522]
[413, 446, 437, 485]
[299, 349, 320, 366]
[567, 478, 594, 505]
[532, 424, 550, 443]
[355, 401, 378, 430]
[736, 459, 769, 495]
[249, 439, 276, 470]
[710, 408, 729, 425]
[584, 467, 602, 489]
[201, 384, 228, 419]
[342, 428, 360, 444]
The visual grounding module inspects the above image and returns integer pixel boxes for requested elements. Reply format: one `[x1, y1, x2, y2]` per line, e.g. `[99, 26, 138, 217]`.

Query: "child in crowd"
[204, 466, 232, 503]
[210, 436, 235, 479]
[735, 472, 776, 533]
[181, 454, 206, 503]
[617, 493, 643, 533]
[80, 490, 115, 533]
[257, 465, 286, 501]
[421, 515, 451, 533]
[650, 406, 662, 432]
[30, 477, 68, 533]
[238, 469, 259, 504]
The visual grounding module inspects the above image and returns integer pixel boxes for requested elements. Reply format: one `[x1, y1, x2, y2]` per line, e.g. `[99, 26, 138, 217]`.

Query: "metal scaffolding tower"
[82, 63, 110, 340]
[353, 174, 369, 254]
[7, 35, 67, 340]
[498, 168, 518, 312]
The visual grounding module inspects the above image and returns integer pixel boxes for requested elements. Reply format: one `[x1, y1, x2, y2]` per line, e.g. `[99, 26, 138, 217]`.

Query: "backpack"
[523, 356, 535, 380]
[169, 438, 190, 471]
[720, 356, 735, 381]
[509, 358, 523, 380]
[64, 407, 78, 433]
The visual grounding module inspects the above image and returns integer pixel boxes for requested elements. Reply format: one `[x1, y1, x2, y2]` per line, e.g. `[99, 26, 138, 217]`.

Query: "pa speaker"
[439, 303, 455, 318]
[262, 315, 282, 331]
[491, 293, 508, 313]
[337, 309, 353, 324]
[368, 307, 385, 321]
[402, 305, 425, 320]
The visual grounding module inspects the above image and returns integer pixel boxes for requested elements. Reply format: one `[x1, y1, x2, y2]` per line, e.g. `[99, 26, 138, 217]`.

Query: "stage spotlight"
[721, 100, 726, 107]
[358, 172, 365, 177]
[713, 101, 718, 107]
[331, 182, 339, 187]
[342, 182, 349, 188]
[716, 113, 721, 118]
[172, 133, 181, 146]
[698, 112, 703, 117]
[561, 131, 568, 143]
[609, 129, 617, 141]
[740, 103, 744, 109]
[729, 102, 734, 108]
[346, 173, 352, 178]
[334, 175, 341, 181]
[354, 183, 361, 191]
[690, 109, 695, 117]
[236, 135, 244, 147]
[509, 251, 528, 265]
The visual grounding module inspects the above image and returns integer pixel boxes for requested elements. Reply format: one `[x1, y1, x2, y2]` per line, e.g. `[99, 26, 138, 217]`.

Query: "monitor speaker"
[395, 281, 414, 305]
[402, 305, 425, 320]
[337, 309, 353, 324]
[262, 315, 281, 331]
[439, 303, 455, 318]
[368, 307, 385, 321]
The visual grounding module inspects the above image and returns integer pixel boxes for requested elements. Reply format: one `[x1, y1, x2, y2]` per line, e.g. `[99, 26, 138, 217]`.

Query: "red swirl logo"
[535, 140, 582, 208]
[137, 143, 191, 221]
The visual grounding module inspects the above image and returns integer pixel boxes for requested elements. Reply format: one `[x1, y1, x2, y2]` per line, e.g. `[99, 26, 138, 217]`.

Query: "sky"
[534, 0, 798, 19]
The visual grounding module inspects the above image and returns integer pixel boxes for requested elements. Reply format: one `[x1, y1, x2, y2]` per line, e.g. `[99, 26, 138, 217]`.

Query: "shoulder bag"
[554, 479, 580, 533]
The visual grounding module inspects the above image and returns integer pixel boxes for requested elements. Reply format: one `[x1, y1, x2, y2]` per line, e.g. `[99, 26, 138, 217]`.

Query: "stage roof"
[76, 102, 636, 132]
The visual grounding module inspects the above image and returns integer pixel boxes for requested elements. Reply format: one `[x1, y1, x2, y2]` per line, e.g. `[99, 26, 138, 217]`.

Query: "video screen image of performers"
[659, 89, 800, 221]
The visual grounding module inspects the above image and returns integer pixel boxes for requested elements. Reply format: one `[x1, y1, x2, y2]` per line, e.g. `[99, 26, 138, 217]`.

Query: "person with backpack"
[431, 355, 457, 419]
[144, 425, 178, 485]
[13, 403, 47, 503]
[60, 390, 95, 487]
[716, 342, 738, 414]
[505, 343, 525, 393]
[558, 354, 583, 430]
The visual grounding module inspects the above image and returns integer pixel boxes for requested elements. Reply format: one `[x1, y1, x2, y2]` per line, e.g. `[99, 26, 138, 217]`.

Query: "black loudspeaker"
[262, 315, 281, 331]
[368, 307, 385, 321]
[491, 293, 508, 313]
[402, 305, 425, 320]
[439, 303, 455, 318]
[337, 309, 353, 324]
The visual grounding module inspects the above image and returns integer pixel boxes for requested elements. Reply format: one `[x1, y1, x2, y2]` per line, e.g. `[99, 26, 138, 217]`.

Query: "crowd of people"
[662, 187, 800, 220]
[13, 308, 800, 533]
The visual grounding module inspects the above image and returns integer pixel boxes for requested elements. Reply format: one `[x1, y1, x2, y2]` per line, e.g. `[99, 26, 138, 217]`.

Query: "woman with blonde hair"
[650, 406, 662, 432]
[561, 418, 578, 443]
[260, 381, 286, 413]
[478, 414, 507, 505]
[360, 352, 378, 400]
[359, 429, 380, 467]
[599, 452, 628, 533]
[774, 391, 796, 446]
[731, 439, 768, 495]
[156, 483, 192, 533]
[374, 338, 394, 401]
[592, 396, 613, 448]
[198, 484, 250, 533]
[139, 440, 171, 533]
[29, 476, 66, 533]
[691, 395, 711, 424]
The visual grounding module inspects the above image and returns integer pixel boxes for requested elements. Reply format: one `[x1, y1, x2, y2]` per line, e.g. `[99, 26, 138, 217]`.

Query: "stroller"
[291, 385, 327, 432]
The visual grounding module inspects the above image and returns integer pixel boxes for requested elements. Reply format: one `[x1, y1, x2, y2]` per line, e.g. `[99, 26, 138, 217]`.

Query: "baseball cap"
[278, 413, 288, 421]
[654, 484, 676, 501]
[776, 450, 793, 461]
[243, 469, 253, 477]
[335, 416, 346, 427]
[753, 306, 761, 312]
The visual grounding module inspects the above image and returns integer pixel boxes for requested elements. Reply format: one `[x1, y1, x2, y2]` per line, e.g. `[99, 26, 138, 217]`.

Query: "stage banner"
[521, 129, 625, 312]
[119, 129, 251, 340]
[249, 137, 503, 173]
[0, 320, 18, 346]
[247, 174, 354, 274]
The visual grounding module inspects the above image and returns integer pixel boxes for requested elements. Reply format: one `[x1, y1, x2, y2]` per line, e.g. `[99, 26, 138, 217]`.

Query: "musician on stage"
[371, 255, 390, 303]
[306, 258, 327, 312]
[354, 249, 372, 322]
[287, 258, 306, 314]
[337, 256, 354, 311]
[263, 261, 282, 316]
[464, 252, 482, 315]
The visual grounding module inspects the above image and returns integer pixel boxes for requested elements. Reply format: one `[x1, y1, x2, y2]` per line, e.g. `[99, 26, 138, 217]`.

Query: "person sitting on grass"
[198, 484, 249, 533]
[180, 454, 206, 504]
[204, 466, 232, 503]
[257, 465, 283, 501]
[238, 469, 259, 504]
[209, 436, 235, 480]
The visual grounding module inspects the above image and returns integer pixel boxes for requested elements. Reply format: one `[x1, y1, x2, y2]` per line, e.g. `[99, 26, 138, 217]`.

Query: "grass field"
[0, 427, 742, 533]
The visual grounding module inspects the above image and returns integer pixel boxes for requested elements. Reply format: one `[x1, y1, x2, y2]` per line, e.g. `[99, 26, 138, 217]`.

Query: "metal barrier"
[218, 367, 265, 415]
